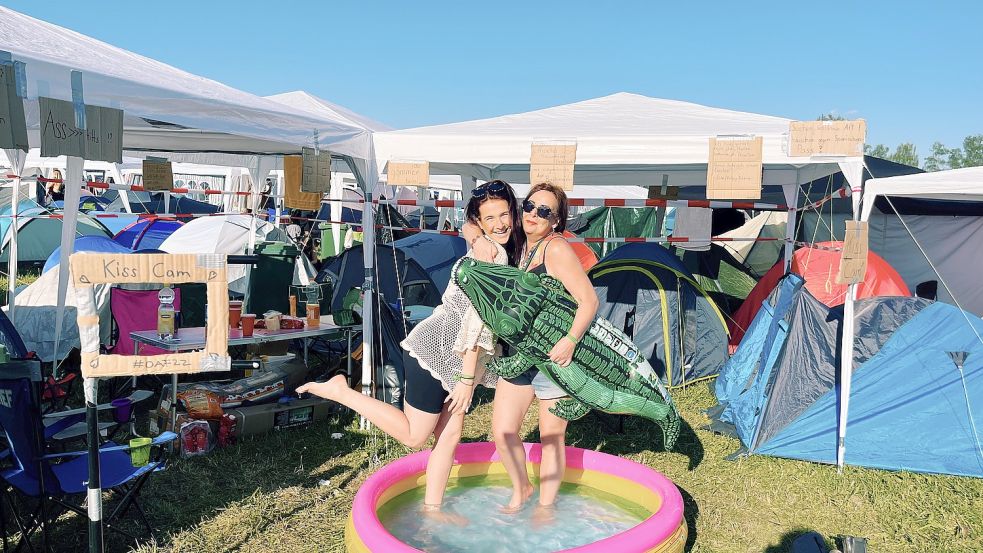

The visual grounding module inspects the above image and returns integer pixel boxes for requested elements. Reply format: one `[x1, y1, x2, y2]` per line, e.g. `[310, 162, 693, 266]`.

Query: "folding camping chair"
[0, 361, 177, 551]
[107, 288, 182, 396]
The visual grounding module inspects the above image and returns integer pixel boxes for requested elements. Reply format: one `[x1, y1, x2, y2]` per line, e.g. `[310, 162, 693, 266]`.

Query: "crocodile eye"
[460, 276, 468, 284]
[500, 321, 516, 336]
[521, 272, 540, 287]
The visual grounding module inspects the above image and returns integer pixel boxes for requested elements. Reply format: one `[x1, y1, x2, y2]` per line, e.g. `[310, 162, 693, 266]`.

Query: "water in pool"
[377, 475, 648, 552]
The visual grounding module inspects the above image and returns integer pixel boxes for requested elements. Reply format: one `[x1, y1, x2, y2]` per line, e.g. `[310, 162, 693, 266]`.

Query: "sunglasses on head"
[471, 180, 509, 200]
[523, 199, 555, 220]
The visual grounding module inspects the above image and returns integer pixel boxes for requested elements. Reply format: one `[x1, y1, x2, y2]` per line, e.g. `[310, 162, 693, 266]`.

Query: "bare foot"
[296, 374, 348, 402]
[421, 504, 468, 526]
[531, 503, 556, 527]
[499, 482, 534, 514]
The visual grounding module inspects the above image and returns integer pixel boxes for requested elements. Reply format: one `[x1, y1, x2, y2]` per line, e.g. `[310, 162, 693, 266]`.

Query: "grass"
[17, 384, 981, 552]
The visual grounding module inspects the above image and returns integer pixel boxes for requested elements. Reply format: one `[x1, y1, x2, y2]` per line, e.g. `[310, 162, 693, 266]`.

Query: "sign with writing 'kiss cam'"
[39, 97, 123, 163]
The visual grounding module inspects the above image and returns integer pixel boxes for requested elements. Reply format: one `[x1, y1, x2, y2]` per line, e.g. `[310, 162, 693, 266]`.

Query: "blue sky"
[5, 1, 981, 162]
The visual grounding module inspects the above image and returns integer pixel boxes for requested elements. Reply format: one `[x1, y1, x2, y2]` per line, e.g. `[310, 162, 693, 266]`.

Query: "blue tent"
[711, 274, 983, 477]
[101, 190, 219, 215]
[113, 217, 183, 250]
[393, 233, 468, 291]
[589, 243, 729, 387]
[0, 308, 28, 359]
[43, 235, 132, 273]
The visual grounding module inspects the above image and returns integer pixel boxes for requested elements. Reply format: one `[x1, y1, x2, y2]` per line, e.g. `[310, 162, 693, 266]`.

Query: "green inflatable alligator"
[453, 258, 681, 450]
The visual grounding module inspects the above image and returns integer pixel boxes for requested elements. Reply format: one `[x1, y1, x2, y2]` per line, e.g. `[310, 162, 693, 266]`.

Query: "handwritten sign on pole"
[142, 158, 174, 191]
[530, 141, 577, 190]
[707, 136, 763, 200]
[789, 120, 866, 157]
[302, 147, 332, 193]
[836, 221, 869, 285]
[387, 160, 430, 187]
[69, 253, 231, 378]
[283, 155, 322, 210]
[0, 63, 28, 152]
[39, 97, 123, 162]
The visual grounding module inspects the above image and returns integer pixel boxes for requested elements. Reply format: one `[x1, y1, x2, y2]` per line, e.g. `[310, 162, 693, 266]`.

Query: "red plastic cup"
[229, 301, 243, 328]
[240, 314, 256, 337]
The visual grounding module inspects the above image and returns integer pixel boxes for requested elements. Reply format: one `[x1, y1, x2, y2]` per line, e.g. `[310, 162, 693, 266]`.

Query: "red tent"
[563, 230, 598, 271]
[728, 242, 910, 346]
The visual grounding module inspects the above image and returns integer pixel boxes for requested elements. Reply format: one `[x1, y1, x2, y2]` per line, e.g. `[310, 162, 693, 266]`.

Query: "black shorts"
[402, 354, 448, 415]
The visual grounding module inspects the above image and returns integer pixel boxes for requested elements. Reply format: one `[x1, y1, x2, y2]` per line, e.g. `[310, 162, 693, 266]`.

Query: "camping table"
[130, 320, 356, 435]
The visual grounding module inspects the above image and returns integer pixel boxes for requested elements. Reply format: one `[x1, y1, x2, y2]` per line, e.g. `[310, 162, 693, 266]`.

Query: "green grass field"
[19, 383, 978, 552]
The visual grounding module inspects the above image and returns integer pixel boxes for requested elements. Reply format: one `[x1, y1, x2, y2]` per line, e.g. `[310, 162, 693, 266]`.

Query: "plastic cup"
[229, 301, 243, 328]
[241, 314, 256, 337]
[129, 437, 152, 467]
[111, 397, 133, 424]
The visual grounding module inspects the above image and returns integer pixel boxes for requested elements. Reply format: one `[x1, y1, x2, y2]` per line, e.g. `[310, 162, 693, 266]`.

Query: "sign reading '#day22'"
[39, 97, 123, 163]
[0, 63, 28, 151]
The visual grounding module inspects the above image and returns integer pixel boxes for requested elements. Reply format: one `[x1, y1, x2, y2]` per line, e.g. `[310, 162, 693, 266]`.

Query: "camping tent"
[392, 233, 468, 291]
[317, 244, 442, 316]
[729, 242, 910, 346]
[589, 243, 729, 387]
[159, 215, 315, 294]
[0, 206, 111, 266]
[569, 206, 665, 259]
[711, 274, 983, 478]
[677, 243, 758, 316]
[42, 235, 132, 274]
[113, 216, 184, 251]
[719, 211, 788, 278]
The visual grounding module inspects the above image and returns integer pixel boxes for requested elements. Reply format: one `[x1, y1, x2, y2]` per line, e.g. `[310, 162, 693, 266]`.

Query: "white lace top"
[400, 238, 506, 392]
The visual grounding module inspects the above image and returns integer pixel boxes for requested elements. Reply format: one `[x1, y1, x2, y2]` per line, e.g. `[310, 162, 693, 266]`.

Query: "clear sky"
[4, 1, 981, 162]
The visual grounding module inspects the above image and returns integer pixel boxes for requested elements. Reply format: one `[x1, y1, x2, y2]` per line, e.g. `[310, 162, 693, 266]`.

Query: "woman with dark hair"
[298, 180, 523, 514]
[466, 182, 598, 515]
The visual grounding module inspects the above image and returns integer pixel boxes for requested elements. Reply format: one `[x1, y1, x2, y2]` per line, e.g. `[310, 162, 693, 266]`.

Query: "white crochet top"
[401, 238, 506, 392]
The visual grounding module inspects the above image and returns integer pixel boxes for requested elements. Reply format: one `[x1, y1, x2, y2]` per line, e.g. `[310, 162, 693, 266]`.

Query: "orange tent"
[563, 230, 598, 271]
[728, 242, 910, 346]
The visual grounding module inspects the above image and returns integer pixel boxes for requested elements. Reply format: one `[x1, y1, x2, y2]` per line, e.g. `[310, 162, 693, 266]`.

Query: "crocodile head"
[453, 258, 547, 341]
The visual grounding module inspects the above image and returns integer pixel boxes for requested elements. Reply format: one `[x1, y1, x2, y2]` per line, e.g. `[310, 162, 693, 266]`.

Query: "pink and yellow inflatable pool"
[345, 442, 686, 552]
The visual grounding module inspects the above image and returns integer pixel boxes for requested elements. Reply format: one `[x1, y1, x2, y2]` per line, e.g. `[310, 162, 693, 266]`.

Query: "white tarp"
[374, 92, 856, 188]
[266, 91, 393, 132]
[0, 7, 372, 160]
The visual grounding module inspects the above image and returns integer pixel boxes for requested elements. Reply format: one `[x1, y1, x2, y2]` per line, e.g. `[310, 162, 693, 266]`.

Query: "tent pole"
[781, 183, 798, 272]
[836, 160, 865, 473]
[4, 149, 26, 325]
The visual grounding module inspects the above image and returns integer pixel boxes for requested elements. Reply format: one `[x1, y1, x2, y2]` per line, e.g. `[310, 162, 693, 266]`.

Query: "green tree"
[923, 135, 983, 171]
[818, 113, 846, 121]
[889, 143, 919, 167]
[865, 144, 890, 158]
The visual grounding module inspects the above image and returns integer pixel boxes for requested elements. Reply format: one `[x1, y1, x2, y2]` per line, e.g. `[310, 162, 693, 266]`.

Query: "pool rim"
[348, 441, 685, 552]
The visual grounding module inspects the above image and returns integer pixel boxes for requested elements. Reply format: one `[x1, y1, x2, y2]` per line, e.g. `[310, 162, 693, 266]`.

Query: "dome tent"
[113, 216, 184, 250]
[589, 242, 729, 388]
[0, 206, 111, 267]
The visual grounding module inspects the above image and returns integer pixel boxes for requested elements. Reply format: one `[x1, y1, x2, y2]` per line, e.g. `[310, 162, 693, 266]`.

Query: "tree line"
[818, 114, 981, 171]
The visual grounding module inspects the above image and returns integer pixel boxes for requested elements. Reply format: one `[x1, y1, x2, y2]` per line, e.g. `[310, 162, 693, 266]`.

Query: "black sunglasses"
[472, 180, 509, 199]
[523, 199, 555, 220]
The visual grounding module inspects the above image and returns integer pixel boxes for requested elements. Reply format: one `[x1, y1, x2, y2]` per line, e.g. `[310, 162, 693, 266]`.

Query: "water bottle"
[158, 286, 176, 340]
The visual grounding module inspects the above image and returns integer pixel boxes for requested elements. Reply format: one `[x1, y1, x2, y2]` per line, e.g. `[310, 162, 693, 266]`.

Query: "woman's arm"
[446, 346, 483, 414]
[461, 222, 497, 262]
[544, 240, 599, 367]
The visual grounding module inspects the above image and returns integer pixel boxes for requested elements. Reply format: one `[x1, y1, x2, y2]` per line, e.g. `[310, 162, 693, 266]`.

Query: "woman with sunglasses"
[465, 182, 599, 515]
[298, 180, 523, 518]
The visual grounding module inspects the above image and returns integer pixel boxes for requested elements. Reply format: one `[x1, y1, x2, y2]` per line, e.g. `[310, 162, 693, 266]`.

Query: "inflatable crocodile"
[453, 258, 680, 450]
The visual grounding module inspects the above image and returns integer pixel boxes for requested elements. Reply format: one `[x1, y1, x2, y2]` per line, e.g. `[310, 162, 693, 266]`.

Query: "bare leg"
[491, 379, 535, 512]
[536, 398, 569, 507]
[297, 374, 439, 448]
[425, 407, 465, 506]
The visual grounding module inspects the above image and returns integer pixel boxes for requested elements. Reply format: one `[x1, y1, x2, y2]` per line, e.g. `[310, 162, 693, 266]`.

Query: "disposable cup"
[129, 437, 152, 467]
[111, 397, 133, 424]
[241, 314, 256, 337]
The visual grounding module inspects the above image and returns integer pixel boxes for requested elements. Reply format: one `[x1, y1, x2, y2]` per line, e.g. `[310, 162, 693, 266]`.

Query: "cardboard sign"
[283, 155, 322, 210]
[789, 120, 866, 157]
[302, 147, 332, 193]
[142, 158, 174, 191]
[707, 136, 763, 200]
[69, 253, 231, 378]
[836, 221, 869, 284]
[39, 97, 123, 162]
[0, 63, 28, 152]
[530, 142, 577, 190]
[387, 160, 430, 187]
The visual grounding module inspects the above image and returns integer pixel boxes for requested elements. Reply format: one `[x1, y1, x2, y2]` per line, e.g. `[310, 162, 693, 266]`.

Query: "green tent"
[0, 206, 112, 267]
[570, 206, 664, 258]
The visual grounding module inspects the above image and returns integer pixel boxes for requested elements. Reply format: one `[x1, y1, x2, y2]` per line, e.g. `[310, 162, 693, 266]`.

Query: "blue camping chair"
[0, 361, 177, 550]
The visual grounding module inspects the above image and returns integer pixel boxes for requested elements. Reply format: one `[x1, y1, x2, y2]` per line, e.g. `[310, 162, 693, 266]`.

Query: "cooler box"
[226, 397, 334, 436]
[248, 241, 299, 316]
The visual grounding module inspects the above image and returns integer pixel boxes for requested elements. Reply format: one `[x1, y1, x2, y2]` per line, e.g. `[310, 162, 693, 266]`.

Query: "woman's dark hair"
[526, 182, 569, 234]
[465, 180, 524, 266]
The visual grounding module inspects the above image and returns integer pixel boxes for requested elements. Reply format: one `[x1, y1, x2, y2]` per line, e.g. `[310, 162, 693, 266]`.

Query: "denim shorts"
[505, 367, 567, 400]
